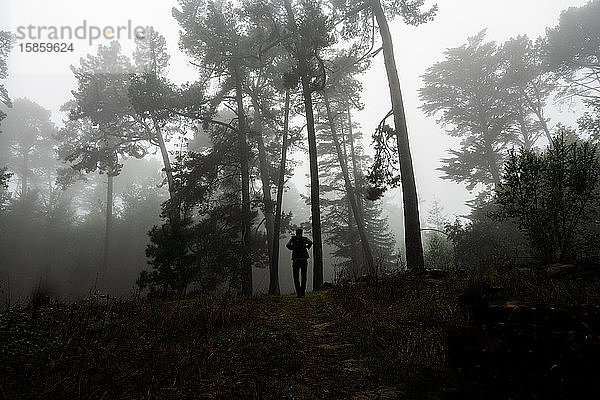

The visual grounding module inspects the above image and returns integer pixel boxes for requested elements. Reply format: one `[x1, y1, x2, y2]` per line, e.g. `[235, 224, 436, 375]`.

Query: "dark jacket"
[286, 235, 313, 260]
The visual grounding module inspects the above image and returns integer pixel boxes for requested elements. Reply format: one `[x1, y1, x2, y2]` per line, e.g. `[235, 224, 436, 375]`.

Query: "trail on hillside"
[257, 292, 400, 399]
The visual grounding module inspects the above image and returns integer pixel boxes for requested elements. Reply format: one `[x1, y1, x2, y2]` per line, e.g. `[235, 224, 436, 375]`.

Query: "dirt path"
[257, 292, 399, 399]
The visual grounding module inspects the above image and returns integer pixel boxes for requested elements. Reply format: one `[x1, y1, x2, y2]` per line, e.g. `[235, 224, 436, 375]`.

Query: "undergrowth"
[1, 268, 599, 399]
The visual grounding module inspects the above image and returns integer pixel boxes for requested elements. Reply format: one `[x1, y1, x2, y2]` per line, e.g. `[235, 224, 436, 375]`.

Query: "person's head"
[295, 228, 303, 237]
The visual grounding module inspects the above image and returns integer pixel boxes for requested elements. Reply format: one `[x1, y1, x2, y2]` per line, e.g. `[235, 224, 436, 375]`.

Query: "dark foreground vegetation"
[2, 267, 599, 399]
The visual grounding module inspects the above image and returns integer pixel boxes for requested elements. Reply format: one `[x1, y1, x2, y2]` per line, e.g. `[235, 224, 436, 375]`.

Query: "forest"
[1, 0, 600, 398]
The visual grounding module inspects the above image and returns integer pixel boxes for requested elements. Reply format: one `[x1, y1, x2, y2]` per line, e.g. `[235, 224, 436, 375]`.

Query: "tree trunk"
[346, 105, 365, 227]
[234, 64, 253, 296]
[518, 113, 533, 151]
[103, 173, 114, 283]
[340, 115, 361, 277]
[153, 117, 174, 197]
[302, 76, 325, 291]
[372, 0, 424, 270]
[284, 0, 324, 290]
[346, 106, 366, 277]
[484, 135, 501, 186]
[538, 112, 553, 144]
[340, 117, 364, 279]
[346, 193, 361, 278]
[526, 84, 553, 143]
[21, 151, 29, 199]
[323, 91, 375, 276]
[251, 97, 276, 287]
[154, 121, 180, 220]
[271, 90, 291, 296]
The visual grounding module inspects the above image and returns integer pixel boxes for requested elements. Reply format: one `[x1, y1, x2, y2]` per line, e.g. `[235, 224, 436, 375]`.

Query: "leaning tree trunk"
[524, 85, 553, 143]
[537, 111, 553, 144]
[517, 113, 533, 151]
[346, 104, 367, 274]
[251, 98, 276, 286]
[153, 116, 174, 197]
[302, 76, 325, 291]
[346, 198, 361, 278]
[323, 91, 376, 276]
[21, 151, 29, 200]
[102, 173, 114, 284]
[234, 63, 253, 296]
[340, 115, 362, 277]
[372, 0, 424, 270]
[270, 89, 291, 296]
[346, 105, 365, 220]
[482, 129, 501, 187]
[152, 117, 181, 221]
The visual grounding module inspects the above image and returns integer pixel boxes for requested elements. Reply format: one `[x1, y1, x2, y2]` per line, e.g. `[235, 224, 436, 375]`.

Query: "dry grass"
[1, 294, 301, 399]
[326, 268, 600, 398]
[2, 268, 599, 399]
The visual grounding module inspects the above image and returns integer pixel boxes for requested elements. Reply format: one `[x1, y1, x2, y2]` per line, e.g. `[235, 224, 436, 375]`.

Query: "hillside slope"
[2, 270, 600, 399]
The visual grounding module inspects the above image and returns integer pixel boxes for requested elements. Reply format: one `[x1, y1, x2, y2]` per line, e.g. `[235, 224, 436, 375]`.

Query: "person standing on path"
[286, 228, 312, 298]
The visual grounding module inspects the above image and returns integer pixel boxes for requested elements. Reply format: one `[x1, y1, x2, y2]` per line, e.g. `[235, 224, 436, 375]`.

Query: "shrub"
[445, 204, 526, 272]
[495, 130, 600, 262]
[138, 216, 197, 297]
[423, 231, 454, 270]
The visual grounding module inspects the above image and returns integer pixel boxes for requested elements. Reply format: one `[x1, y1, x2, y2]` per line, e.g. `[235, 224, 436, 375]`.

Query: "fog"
[2, 0, 588, 217]
[0, 0, 595, 301]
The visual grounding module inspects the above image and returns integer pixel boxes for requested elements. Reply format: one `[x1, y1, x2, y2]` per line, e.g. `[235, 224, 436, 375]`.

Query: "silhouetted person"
[286, 228, 312, 298]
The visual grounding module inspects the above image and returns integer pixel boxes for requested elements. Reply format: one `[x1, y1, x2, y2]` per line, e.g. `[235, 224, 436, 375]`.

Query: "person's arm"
[286, 238, 294, 250]
[305, 237, 313, 249]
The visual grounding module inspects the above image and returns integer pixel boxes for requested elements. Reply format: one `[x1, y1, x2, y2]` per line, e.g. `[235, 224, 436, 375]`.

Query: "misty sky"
[0, 0, 590, 221]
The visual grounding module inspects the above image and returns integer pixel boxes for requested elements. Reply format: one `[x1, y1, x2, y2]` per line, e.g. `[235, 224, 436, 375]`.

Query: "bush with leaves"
[421, 200, 454, 270]
[445, 200, 526, 272]
[423, 232, 454, 270]
[138, 217, 197, 297]
[495, 130, 600, 263]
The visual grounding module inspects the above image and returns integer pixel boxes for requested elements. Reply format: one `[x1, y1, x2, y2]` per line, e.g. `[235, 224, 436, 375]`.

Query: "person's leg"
[292, 262, 301, 297]
[300, 260, 307, 297]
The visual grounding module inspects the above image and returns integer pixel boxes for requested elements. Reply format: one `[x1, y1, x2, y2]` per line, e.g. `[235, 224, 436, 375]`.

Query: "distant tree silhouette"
[420, 31, 515, 189]
[0, 99, 57, 200]
[543, 1, 600, 143]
